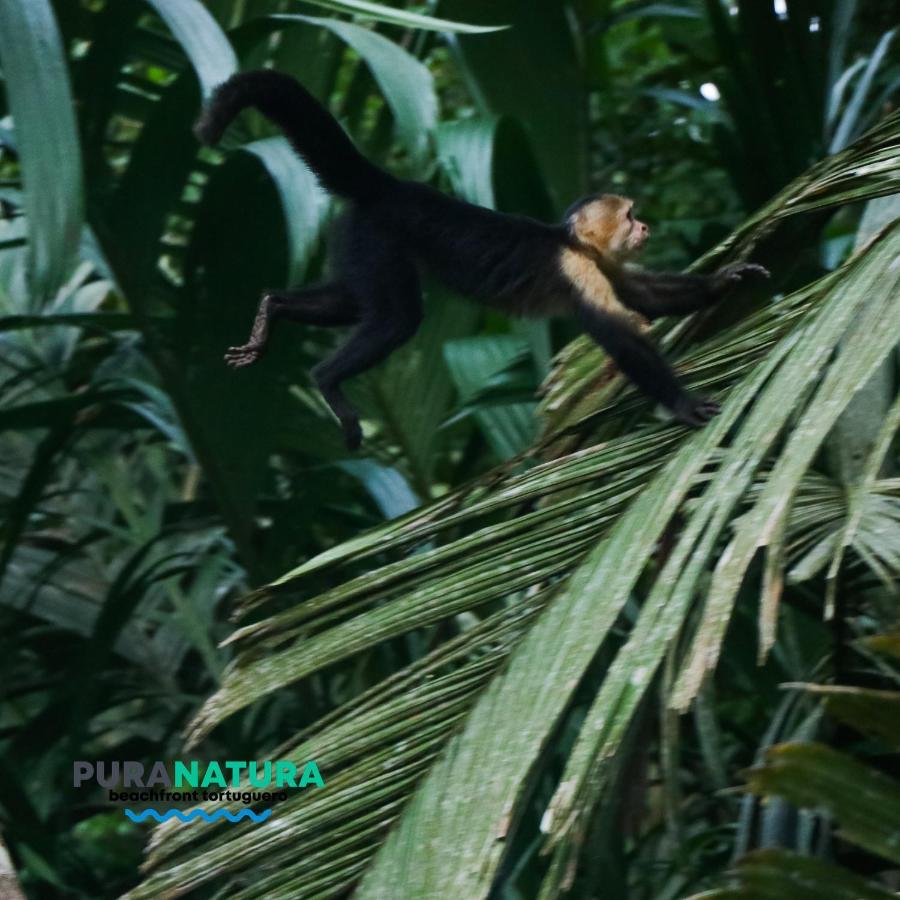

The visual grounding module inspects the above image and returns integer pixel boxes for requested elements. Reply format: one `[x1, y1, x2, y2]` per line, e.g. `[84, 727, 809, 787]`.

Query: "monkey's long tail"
[194, 69, 391, 202]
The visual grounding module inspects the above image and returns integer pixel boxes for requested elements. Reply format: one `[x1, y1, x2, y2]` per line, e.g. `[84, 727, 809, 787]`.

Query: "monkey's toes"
[224, 344, 262, 368]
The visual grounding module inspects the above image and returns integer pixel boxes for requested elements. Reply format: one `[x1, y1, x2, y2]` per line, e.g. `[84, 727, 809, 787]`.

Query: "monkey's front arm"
[617, 262, 769, 320]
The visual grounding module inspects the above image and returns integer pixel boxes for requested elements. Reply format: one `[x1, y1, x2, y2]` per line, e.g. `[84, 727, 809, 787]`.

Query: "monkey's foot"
[672, 394, 720, 427]
[224, 342, 264, 368]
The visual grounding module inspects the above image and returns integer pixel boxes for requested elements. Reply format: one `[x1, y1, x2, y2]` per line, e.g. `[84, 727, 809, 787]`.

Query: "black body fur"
[197, 70, 768, 448]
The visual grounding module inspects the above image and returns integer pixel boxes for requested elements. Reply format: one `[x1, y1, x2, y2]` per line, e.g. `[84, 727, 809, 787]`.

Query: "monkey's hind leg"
[313, 275, 423, 450]
[224, 283, 357, 368]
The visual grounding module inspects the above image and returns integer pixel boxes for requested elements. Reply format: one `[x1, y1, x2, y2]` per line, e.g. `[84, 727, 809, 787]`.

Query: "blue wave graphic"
[124, 808, 272, 824]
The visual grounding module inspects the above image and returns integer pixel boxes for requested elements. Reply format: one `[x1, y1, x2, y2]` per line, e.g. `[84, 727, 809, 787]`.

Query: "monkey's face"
[568, 194, 649, 260]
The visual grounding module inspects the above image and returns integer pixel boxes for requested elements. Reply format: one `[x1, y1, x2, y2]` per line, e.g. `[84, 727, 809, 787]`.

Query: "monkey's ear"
[567, 203, 591, 242]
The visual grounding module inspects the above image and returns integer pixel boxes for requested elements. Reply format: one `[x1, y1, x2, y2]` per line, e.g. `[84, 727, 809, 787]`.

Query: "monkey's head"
[565, 194, 649, 261]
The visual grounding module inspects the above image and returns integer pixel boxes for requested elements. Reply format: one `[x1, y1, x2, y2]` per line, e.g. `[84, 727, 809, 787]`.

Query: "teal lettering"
[248, 761, 272, 787]
[275, 761, 296, 787]
[299, 761, 325, 788]
[225, 761, 246, 787]
[174, 761, 198, 789]
[201, 762, 226, 788]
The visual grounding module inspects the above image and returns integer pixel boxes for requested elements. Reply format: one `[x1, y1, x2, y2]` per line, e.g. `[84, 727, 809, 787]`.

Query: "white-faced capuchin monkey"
[195, 70, 768, 450]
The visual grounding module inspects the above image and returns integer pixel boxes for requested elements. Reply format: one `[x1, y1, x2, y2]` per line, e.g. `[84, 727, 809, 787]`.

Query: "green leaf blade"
[146, 0, 237, 98]
[0, 0, 84, 303]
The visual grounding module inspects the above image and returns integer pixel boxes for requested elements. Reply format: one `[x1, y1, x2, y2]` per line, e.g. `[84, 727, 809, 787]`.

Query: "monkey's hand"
[224, 342, 265, 368]
[713, 262, 770, 294]
[672, 393, 720, 427]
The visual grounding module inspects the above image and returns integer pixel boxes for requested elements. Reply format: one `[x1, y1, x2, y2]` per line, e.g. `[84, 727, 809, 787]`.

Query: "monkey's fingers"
[724, 263, 770, 283]
[673, 395, 720, 427]
[737, 263, 770, 279]
[694, 398, 721, 420]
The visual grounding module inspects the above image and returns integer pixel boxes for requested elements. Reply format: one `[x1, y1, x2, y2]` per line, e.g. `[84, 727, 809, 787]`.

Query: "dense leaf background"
[0, 1, 898, 898]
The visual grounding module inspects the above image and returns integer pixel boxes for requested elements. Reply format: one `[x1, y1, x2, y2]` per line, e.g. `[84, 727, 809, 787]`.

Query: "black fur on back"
[194, 70, 393, 202]
[377, 181, 571, 315]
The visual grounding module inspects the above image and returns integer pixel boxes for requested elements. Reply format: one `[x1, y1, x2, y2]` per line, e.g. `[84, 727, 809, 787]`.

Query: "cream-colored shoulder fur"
[558, 247, 629, 317]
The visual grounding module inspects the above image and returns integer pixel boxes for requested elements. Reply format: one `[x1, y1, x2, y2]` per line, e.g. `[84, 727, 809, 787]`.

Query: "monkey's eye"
[626, 208, 634, 223]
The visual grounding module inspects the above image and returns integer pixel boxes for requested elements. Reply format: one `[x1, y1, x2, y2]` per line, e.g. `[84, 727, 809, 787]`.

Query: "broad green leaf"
[361, 291, 479, 490]
[745, 742, 900, 865]
[338, 459, 420, 519]
[0, 0, 84, 303]
[145, 0, 237, 98]
[830, 29, 896, 152]
[176, 143, 312, 552]
[273, 15, 438, 167]
[435, 116, 501, 207]
[443, 335, 535, 459]
[93, 74, 259, 563]
[793, 684, 900, 748]
[241, 137, 330, 284]
[434, 114, 554, 219]
[441, 0, 587, 209]
[692, 848, 898, 900]
[0, 313, 140, 334]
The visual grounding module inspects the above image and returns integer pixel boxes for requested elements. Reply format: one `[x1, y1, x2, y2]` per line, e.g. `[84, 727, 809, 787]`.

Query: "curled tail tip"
[193, 72, 274, 146]
[193, 77, 239, 145]
[193, 112, 219, 146]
